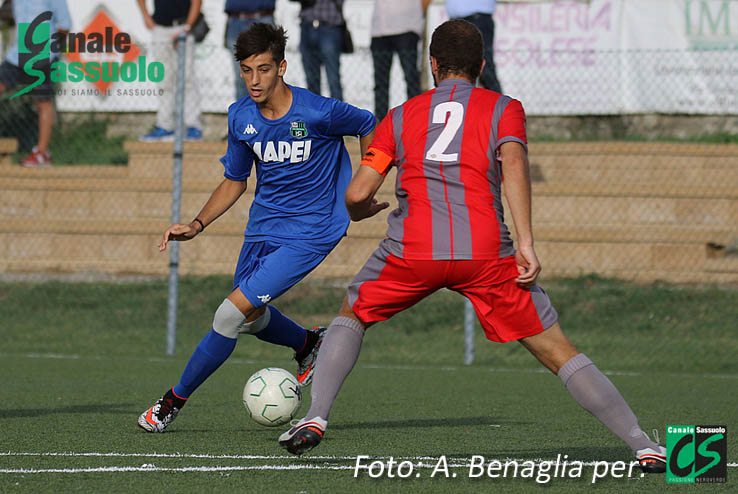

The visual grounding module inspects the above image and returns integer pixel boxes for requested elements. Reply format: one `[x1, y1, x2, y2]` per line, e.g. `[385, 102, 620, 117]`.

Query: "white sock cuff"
[558, 353, 594, 386]
[330, 316, 365, 337]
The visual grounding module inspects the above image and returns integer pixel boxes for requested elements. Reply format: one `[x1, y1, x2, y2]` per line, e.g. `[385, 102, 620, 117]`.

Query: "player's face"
[239, 52, 286, 104]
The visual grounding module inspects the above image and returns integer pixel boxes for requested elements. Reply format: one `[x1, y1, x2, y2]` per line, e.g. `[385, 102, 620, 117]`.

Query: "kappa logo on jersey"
[289, 121, 308, 139]
[252, 140, 312, 164]
[243, 124, 258, 135]
[257, 294, 272, 303]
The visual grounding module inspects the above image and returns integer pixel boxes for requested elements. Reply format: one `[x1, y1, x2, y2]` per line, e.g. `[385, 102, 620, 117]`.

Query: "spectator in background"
[224, 0, 275, 101]
[137, 0, 203, 141]
[298, 0, 345, 100]
[445, 0, 502, 93]
[370, 0, 430, 119]
[0, 0, 71, 167]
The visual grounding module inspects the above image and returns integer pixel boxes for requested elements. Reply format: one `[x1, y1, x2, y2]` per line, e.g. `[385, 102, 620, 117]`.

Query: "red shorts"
[348, 241, 558, 343]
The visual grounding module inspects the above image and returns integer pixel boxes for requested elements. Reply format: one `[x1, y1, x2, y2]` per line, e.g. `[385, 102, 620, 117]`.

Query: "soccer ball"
[242, 367, 302, 427]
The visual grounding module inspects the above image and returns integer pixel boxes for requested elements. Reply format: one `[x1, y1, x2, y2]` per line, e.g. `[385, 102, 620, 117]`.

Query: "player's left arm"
[501, 141, 540, 287]
[497, 98, 540, 287]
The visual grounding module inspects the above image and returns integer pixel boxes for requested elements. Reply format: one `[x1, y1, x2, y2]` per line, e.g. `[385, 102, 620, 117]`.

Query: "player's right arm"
[345, 112, 396, 221]
[345, 166, 389, 221]
[161, 103, 254, 251]
[159, 178, 247, 251]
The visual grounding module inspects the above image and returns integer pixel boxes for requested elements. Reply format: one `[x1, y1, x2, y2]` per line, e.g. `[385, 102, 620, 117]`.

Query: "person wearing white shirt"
[370, 0, 431, 118]
[445, 0, 502, 92]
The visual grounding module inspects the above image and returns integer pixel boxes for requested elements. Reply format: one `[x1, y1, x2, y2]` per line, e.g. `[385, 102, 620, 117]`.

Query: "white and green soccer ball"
[242, 367, 302, 427]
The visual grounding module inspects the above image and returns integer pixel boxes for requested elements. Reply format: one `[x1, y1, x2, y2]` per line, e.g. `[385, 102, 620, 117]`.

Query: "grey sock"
[559, 353, 657, 453]
[305, 316, 365, 422]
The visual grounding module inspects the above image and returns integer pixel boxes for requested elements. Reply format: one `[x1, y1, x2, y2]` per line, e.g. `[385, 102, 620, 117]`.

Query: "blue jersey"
[221, 85, 376, 254]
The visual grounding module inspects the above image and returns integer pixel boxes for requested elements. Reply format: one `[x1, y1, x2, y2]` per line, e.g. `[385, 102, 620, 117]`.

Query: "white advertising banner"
[492, 0, 624, 114]
[52, 0, 738, 115]
[620, 0, 738, 113]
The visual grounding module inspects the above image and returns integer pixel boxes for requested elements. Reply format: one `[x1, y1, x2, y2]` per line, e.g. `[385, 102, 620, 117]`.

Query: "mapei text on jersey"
[251, 140, 313, 164]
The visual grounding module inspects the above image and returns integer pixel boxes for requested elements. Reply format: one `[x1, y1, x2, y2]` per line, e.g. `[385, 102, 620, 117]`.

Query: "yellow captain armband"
[360, 147, 394, 177]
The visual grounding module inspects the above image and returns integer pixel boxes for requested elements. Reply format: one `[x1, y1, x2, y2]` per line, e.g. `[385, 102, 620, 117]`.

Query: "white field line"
[1, 452, 737, 475]
[0, 465, 354, 473]
[0, 452, 357, 461]
[3, 352, 738, 380]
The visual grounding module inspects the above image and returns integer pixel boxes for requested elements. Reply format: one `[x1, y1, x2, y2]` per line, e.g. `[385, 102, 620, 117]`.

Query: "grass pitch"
[0, 275, 736, 493]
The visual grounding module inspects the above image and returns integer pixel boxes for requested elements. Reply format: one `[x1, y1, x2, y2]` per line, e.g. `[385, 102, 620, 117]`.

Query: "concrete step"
[120, 140, 738, 184]
[0, 175, 218, 191]
[535, 240, 738, 282]
[530, 193, 738, 227]
[0, 163, 128, 178]
[2, 139, 737, 283]
[528, 141, 738, 157]
[4, 258, 735, 283]
[123, 139, 364, 179]
[124, 139, 364, 156]
[531, 155, 738, 185]
[0, 138, 19, 165]
[357, 191, 738, 232]
[0, 138, 18, 154]
[0, 182, 240, 220]
[3, 182, 736, 230]
[3, 171, 737, 197]
[3, 230, 736, 283]
[4, 216, 734, 247]
[528, 142, 738, 187]
[0, 233, 384, 277]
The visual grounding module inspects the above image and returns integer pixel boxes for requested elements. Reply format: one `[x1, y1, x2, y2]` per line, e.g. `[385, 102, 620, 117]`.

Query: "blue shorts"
[233, 240, 327, 308]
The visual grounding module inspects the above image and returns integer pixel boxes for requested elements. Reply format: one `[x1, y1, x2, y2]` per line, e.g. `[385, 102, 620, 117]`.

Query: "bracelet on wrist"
[193, 218, 205, 232]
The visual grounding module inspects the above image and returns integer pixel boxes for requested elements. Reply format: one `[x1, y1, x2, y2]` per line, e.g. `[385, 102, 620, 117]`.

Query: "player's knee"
[212, 299, 271, 338]
[239, 306, 271, 335]
[213, 299, 246, 338]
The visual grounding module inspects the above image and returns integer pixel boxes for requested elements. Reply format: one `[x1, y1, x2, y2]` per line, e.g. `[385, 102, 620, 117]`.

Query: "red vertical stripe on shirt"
[398, 92, 434, 257]
[459, 88, 502, 258]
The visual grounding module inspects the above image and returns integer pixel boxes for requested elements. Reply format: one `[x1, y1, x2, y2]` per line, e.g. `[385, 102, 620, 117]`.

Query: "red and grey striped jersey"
[364, 78, 527, 260]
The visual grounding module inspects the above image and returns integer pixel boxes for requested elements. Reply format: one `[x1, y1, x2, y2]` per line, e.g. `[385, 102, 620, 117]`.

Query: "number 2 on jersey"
[425, 101, 464, 162]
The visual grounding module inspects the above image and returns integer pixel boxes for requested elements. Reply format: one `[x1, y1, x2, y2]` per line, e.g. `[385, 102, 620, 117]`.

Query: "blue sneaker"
[185, 127, 203, 141]
[139, 126, 174, 142]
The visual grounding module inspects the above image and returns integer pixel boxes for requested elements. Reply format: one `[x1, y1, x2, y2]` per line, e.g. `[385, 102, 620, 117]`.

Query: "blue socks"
[172, 307, 306, 399]
[173, 329, 236, 398]
[254, 306, 307, 352]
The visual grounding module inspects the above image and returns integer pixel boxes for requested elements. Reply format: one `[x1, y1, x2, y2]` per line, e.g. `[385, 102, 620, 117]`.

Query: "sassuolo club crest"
[289, 121, 308, 139]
